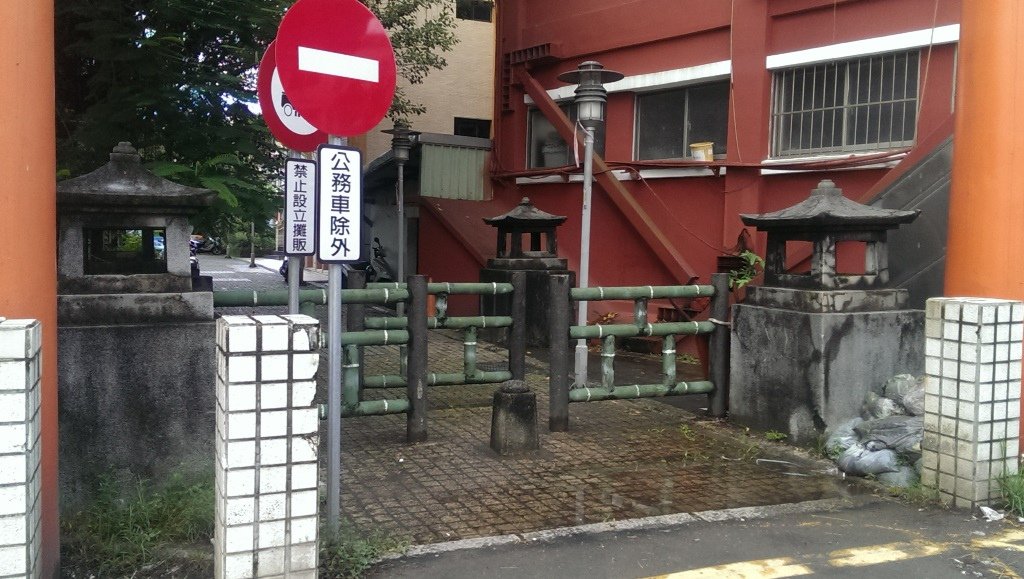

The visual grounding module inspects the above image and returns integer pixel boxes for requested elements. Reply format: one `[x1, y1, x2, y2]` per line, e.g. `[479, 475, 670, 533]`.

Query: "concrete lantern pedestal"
[729, 180, 924, 444]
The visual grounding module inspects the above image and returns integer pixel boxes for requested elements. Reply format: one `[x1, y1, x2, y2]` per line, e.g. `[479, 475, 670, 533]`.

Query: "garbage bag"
[884, 374, 920, 404]
[862, 391, 906, 419]
[877, 465, 920, 488]
[824, 417, 863, 459]
[900, 383, 926, 416]
[837, 443, 900, 476]
[854, 415, 923, 454]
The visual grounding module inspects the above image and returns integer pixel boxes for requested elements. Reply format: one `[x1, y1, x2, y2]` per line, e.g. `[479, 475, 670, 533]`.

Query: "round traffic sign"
[275, 0, 397, 136]
[256, 41, 328, 152]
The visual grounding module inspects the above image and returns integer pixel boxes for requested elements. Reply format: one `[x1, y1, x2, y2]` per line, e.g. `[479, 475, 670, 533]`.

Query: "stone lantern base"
[729, 286, 924, 444]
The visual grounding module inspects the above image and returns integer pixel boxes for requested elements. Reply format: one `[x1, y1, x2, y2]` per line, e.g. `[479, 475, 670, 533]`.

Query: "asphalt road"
[370, 497, 1024, 579]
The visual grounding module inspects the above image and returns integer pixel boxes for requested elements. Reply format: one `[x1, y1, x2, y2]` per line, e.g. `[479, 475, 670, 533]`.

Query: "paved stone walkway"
[341, 331, 862, 546]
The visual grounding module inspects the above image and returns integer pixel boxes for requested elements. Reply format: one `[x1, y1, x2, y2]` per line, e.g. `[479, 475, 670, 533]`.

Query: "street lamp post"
[382, 121, 419, 317]
[557, 61, 623, 388]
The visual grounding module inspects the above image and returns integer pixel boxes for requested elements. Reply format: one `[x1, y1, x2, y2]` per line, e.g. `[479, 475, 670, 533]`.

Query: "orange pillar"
[944, 2, 1024, 442]
[0, 2, 59, 576]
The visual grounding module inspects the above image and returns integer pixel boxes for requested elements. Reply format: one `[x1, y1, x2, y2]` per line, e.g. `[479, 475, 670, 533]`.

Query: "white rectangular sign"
[315, 144, 362, 263]
[285, 158, 316, 256]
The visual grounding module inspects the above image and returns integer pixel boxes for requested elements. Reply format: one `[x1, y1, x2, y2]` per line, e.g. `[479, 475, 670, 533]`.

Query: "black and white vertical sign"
[316, 144, 362, 263]
[285, 158, 317, 255]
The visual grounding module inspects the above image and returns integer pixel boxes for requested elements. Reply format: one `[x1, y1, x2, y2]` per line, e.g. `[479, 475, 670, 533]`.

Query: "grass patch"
[889, 482, 940, 506]
[677, 423, 696, 441]
[998, 464, 1024, 517]
[61, 474, 214, 577]
[321, 522, 408, 578]
[765, 430, 787, 442]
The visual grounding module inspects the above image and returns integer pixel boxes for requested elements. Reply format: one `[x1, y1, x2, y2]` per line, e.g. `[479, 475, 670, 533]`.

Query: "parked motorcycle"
[192, 236, 224, 255]
[367, 237, 393, 283]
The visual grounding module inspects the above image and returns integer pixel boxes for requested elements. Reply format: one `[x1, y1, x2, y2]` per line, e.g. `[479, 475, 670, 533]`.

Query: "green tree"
[56, 0, 457, 237]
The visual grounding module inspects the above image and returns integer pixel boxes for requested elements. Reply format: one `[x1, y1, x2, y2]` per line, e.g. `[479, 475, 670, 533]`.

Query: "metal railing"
[547, 272, 730, 431]
[213, 272, 526, 442]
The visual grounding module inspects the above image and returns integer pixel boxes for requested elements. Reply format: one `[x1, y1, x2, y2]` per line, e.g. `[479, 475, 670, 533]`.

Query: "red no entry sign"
[276, 0, 397, 136]
[257, 40, 328, 152]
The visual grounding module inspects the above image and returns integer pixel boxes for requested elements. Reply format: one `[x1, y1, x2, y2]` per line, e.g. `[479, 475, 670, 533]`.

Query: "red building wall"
[419, 0, 962, 311]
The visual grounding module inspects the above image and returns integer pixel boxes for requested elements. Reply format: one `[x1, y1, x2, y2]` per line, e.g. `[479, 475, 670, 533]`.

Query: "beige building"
[358, 0, 495, 160]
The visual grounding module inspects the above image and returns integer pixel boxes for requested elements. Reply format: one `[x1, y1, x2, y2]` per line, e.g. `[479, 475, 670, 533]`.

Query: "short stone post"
[490, 380, 540, 455]
[921, 298, 1022, 509]
[214, 315, 321, 578]
[0, 319, 41, 578]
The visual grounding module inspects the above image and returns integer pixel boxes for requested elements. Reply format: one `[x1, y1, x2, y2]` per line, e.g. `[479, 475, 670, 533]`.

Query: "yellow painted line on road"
[647, 557, 813, 578]
[828, 541, 947, 567]
[643, 526, 1024, 579]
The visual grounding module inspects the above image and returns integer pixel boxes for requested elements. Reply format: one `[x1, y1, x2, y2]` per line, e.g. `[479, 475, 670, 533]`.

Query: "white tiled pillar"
[922, 298, 1022, 509]
[0, 319, 42, 579]
[215, 315, 321, 579]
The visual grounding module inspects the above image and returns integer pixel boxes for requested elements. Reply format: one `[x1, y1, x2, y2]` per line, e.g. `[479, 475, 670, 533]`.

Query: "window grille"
[771, 50, 919, 157]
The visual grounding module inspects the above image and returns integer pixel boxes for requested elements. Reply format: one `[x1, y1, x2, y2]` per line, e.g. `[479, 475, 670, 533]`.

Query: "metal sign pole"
[287, 149, 301, 314]
[325, 135, 346, 536]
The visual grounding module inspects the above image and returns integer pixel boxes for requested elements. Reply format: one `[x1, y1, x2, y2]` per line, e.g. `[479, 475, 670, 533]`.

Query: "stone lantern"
[729, 179, 925, 444]
[55, 142, 218, 509]
[743, 178, 919, 293]
[480, 197, 574, 346]
[57, 142, 214, 297]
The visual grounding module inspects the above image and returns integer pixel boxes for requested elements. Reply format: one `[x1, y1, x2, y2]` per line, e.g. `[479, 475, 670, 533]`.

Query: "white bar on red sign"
[315, 144, 362, 263]
[285, 158, 317, 256]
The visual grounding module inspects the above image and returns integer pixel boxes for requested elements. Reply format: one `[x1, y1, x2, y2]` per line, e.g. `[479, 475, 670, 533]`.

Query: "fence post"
[549, 274, 572, 431]
[214, 314, 321, 578]
[0, 319, 42, 578]
[406, 275, 428, 443]
[709, 273, 730, 418]
[510, 272, 527, 381]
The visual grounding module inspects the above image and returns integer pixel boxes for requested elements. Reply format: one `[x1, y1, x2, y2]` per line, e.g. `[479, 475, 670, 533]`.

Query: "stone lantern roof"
[484, 197, 567, 228]
[740, 179, 918, 233]
[740, 179, 919, 293]
[57, 142, 215, 214]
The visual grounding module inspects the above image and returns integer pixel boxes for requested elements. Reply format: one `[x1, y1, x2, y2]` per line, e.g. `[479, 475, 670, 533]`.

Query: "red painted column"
[722, 0, 770, 250]
[944, 2, 1024, 439]
[0, 2, 59, 576]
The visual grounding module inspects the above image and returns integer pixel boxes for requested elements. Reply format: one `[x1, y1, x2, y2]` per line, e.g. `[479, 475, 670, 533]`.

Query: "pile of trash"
[825, 374, 925, 487]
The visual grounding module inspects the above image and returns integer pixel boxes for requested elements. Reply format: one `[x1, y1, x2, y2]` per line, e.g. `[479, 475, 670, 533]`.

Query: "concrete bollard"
[490, 380, 540, 455]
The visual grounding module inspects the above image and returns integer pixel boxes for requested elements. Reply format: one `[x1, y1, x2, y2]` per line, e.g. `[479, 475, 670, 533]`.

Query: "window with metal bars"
[770, 50, 919, 157]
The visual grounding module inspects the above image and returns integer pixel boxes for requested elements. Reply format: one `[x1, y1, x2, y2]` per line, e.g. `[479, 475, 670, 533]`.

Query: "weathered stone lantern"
[55, 142, 217, 509]
[480, 197, 574, 346]
[729, 179, 925, 444]
[746, 178, 919, 292]
[57, 142, 214, 297]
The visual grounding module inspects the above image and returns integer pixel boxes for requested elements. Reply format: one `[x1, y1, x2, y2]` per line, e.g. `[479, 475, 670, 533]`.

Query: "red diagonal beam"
[513, 67, 698, 284]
